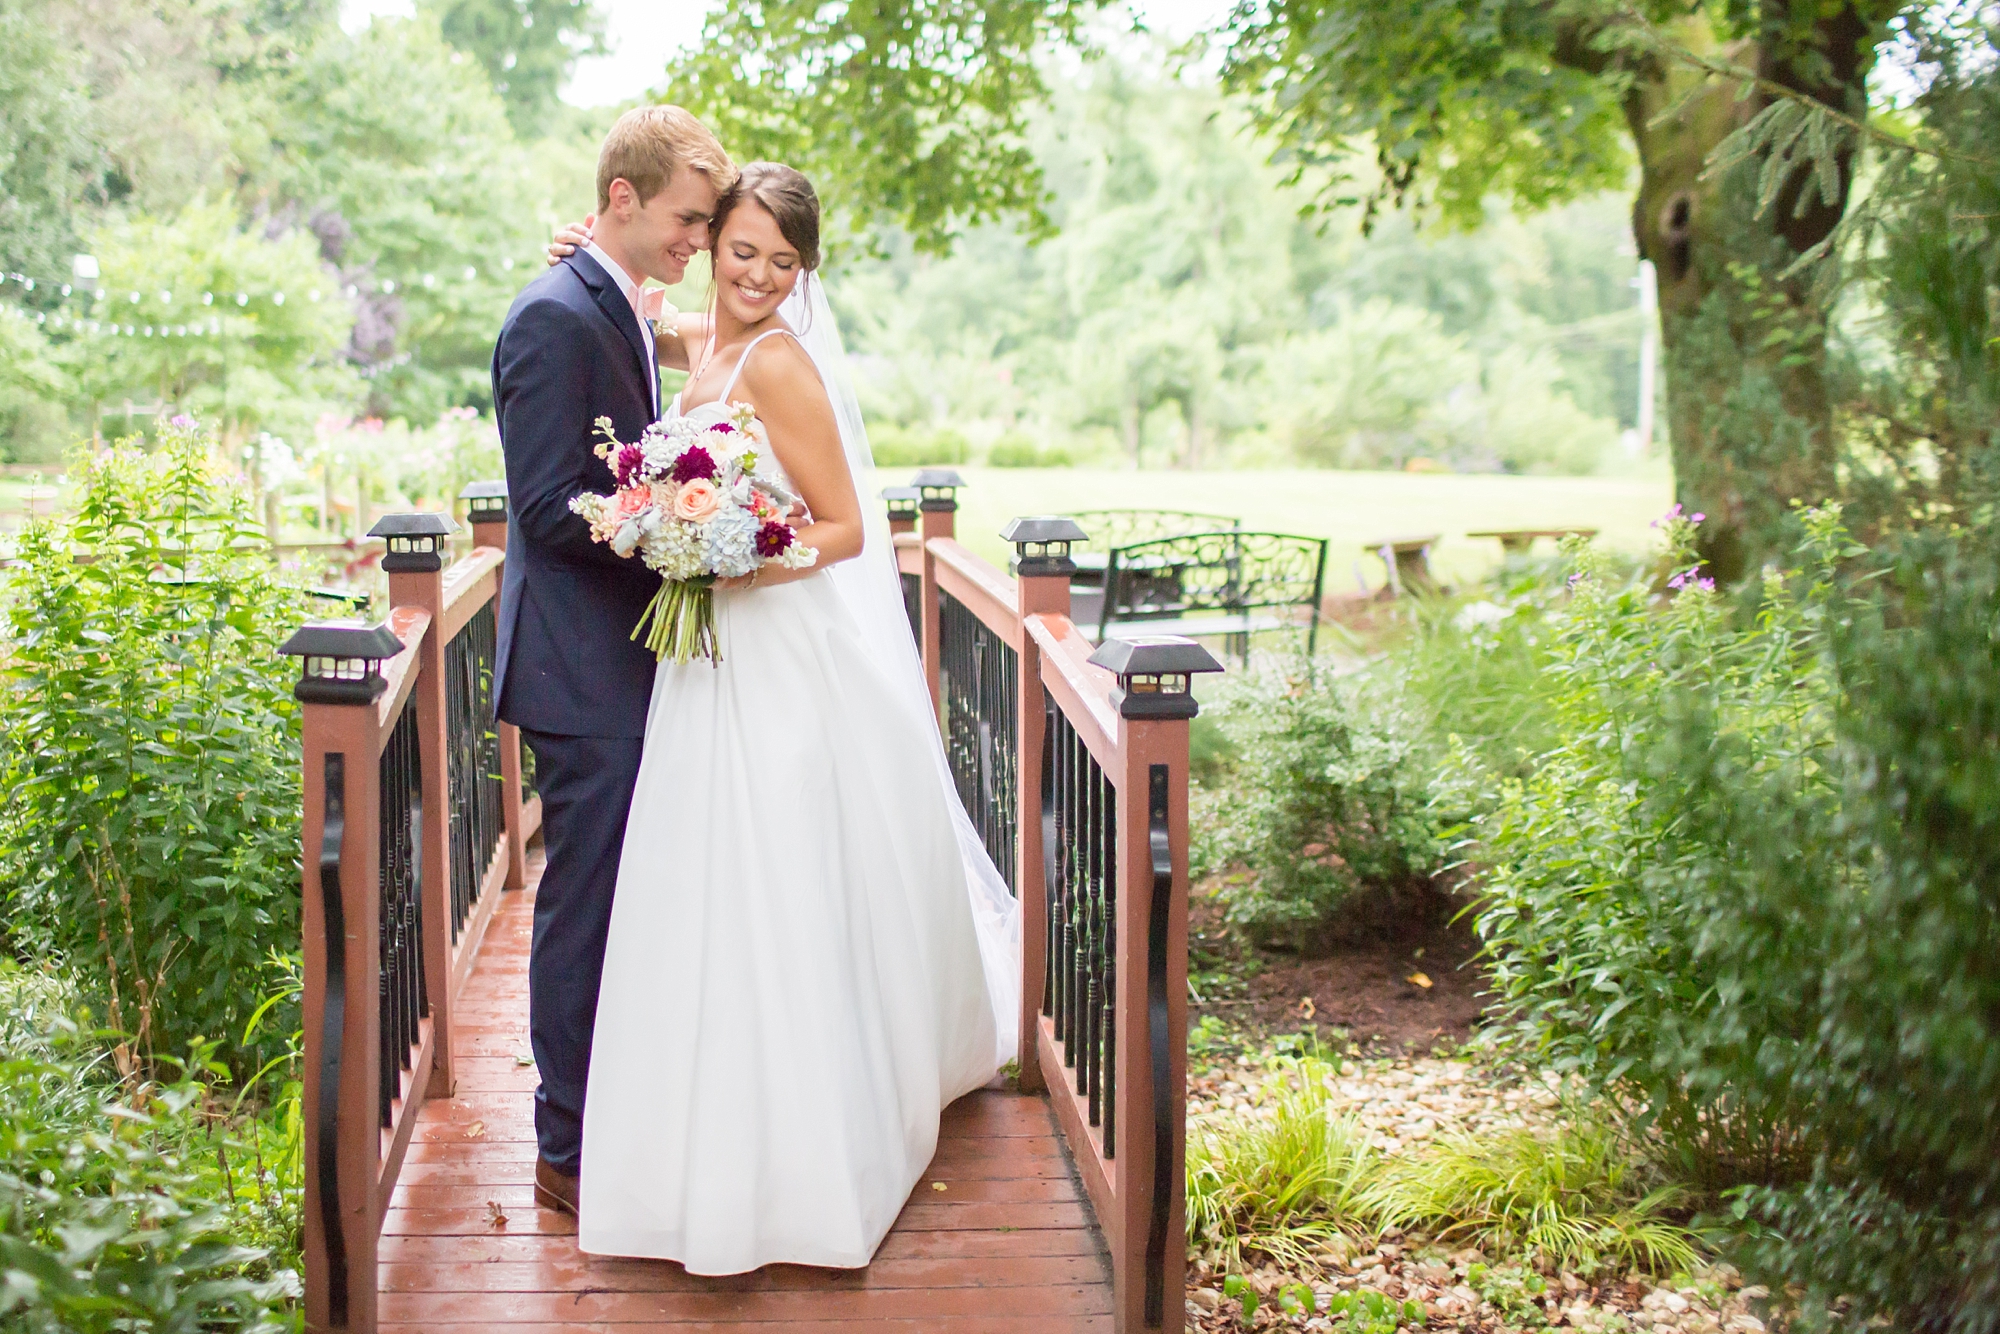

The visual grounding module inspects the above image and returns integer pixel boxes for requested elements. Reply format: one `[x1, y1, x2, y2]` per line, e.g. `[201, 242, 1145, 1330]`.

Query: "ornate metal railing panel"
[940, 590, 1018, 894]
[376, 701, 426, 1130]
[445, 601, 503, 940]
[1042, 689, 1118, 1156]
[1059, 508, 1240, 549]
[1103, 530, 1329, 619]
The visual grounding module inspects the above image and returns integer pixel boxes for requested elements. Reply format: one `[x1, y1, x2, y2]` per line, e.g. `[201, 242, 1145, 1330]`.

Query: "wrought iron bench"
[1059, 509, 1242, 590]
[1089, 530, 1329, 663]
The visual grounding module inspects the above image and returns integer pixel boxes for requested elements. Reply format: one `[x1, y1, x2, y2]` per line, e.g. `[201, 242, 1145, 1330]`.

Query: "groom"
[490, 105, 736, 1215]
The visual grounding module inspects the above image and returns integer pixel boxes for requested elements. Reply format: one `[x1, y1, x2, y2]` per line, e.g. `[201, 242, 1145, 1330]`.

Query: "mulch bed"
[1189, 886, 1492, 1057]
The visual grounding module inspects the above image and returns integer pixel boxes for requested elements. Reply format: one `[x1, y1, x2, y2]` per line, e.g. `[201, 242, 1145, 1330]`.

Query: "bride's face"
[712, 200, 804, 325]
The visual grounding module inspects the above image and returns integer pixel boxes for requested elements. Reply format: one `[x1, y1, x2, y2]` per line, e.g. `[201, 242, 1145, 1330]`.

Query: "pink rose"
[613, 486, 651, 519]
[673, 478, 722, 522]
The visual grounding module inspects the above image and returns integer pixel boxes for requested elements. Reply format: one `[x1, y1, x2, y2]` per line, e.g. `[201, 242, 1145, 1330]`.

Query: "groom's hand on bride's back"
[547, 216, 595, 264]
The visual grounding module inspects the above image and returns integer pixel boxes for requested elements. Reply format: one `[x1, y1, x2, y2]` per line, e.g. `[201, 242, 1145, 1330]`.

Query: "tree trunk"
[1619, 11, 1870, 581]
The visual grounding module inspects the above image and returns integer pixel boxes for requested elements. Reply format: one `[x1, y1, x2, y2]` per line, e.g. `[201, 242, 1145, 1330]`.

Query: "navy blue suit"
[491, 250, 661, 1174]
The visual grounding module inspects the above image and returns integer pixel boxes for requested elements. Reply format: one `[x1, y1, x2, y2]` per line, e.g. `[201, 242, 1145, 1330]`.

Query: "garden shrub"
[1470, 509, 2000, 1331]
[0, 961, 299, 1331]
[0, 420, 309, 1078]
[1391, 564, 1575, 783]
[868, 423, 970, 466]
[1193, 662, 1449, 950]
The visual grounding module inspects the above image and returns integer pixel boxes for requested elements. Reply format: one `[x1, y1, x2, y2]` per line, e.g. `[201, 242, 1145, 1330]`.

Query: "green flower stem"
[631, 576, 720, 665]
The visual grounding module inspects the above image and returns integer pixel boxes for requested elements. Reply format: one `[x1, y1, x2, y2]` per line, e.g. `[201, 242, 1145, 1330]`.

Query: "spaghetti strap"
[716, 328, 798, 403]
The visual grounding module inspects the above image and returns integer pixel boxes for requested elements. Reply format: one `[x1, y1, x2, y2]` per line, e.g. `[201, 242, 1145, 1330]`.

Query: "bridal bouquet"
[569, 406, 817, 664]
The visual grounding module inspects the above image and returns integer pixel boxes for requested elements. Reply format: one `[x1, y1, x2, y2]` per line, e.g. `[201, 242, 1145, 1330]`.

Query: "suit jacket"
[491, 250, 662, 737]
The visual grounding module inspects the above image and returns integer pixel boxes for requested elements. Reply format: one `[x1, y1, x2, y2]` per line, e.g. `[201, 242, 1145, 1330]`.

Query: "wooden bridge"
[283, 476, 1216, 1332]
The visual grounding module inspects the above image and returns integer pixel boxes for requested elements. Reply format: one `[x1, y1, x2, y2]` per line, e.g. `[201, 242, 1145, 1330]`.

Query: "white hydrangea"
[701, 505, 759, 578]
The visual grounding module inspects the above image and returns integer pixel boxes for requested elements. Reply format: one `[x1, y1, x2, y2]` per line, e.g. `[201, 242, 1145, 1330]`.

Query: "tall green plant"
[1194, 663, 1449, 950]
[0, 419, 308, 1077]
[1471, 509, 2000, 1330]
[0, 965, 299, 1331]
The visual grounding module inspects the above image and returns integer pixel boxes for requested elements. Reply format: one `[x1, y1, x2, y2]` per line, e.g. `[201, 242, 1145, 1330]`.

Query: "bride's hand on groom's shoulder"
[546, 216, 595, 265]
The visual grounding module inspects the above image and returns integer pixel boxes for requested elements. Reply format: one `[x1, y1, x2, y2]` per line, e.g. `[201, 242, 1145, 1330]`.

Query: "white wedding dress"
[577, 308, 1020, 1274]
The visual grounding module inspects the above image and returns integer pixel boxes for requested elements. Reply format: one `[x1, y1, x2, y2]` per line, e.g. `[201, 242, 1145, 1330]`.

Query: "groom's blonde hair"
[596, 106, 736, 212]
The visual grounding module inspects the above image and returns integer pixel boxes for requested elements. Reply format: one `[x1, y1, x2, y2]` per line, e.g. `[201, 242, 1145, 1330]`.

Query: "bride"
[546, 164, 1020, 1274]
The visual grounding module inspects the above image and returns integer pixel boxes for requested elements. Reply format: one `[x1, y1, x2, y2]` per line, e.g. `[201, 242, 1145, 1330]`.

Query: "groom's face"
[618, 172, 722, 285]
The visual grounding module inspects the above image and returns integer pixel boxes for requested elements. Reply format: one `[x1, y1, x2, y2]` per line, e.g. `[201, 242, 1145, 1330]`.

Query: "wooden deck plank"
[380, 1256, 1107, 1292]
[377, 1284, 1112, 1320]
[380, 1321, 1114, 1333]
[382, 876, 1114, 1324]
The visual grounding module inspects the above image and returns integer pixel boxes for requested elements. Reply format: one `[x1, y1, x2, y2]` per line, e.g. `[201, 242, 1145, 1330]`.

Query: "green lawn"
[869, 463, 1676, 590]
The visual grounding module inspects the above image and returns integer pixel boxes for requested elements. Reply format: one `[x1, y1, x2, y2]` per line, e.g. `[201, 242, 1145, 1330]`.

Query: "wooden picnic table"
[1363, 534, 1441, 594]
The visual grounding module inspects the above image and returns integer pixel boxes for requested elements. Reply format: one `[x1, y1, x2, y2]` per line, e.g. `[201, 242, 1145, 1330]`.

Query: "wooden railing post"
[282, 622, 405, 1334]
[1089, 637, 1222, 1334]
[1003, 516, 1089, 1092]
[371, 514, 457, 1098]
[883, 486, 924, 642]
[462, 480, 530, 892]
[914, 469, 964, 719]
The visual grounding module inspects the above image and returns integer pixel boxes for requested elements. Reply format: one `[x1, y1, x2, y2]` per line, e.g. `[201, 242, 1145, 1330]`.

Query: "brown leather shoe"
[534, 1157, 578, 1216]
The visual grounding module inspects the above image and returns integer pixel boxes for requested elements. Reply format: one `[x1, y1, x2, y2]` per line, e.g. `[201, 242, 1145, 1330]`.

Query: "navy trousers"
[522, 729, 645, 1174]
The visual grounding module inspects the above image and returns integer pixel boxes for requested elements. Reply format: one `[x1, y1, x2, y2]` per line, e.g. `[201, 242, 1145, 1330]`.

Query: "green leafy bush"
[0, 962, 299, 1331]
[1193, 664, 1449, 950]
[869, 424, 970, 467]
[985, 432, 1073, 468]
[0, 420, 308, 1077]
[1470, 509, 2000, 1330]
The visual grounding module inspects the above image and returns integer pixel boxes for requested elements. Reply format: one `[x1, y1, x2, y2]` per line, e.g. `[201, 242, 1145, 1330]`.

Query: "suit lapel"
[563, 251, 654, 415]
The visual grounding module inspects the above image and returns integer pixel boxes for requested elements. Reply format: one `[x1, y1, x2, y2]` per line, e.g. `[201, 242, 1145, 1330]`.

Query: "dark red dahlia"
[754, 520, 795, 558]
[670, 444, 719, 484]
[710, 421, 735, 435]
[612, 441, 646, 488]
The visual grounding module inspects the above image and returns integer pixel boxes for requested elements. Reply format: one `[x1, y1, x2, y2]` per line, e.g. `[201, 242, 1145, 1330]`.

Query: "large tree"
[665, 0, 1100, 254]
[679, 0, 1937, 576]
[1218, 0, 1914, 576]
[421, 0, 607, 136]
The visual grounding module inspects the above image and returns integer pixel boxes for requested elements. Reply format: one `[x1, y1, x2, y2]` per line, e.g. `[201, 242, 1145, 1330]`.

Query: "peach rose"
[673, 478, 722, 523]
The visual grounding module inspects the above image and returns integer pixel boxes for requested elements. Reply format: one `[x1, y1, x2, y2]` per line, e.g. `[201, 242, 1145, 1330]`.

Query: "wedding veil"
[779, 276, 1022, 1068]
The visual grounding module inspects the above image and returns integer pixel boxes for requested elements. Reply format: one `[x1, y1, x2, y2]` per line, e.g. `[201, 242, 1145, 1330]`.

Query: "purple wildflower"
[671, 444, 719, 484]
[612, 441, 646, 488]
[1695, 576, 1715, 592]
[1691, 512, 1706, 523]
[754, 520, 795, 558]
[170, 413, 194, 430]
[1567, 572, 1584, 589]
[1668, 570, 1687, 590]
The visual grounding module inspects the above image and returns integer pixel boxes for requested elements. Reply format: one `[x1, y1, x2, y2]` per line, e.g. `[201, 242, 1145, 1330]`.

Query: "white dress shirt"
[583, 240, 657, 416]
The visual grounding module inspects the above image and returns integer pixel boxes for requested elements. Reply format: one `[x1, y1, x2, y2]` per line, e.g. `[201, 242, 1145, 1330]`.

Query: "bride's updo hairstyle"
[709, 162, 822, 274]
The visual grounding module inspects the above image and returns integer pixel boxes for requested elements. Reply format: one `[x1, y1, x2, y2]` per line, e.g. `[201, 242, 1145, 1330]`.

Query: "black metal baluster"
[1103, 764, 1118, 1159]
[1065, 719, 1085, 1067]
[1041, 691, 1059, 1021]
[445, 602, 505, 943]
[1086, 748, 1107, 1120]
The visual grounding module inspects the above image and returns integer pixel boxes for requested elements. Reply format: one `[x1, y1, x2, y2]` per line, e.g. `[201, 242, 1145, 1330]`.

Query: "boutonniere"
[649, 297, 681, 340]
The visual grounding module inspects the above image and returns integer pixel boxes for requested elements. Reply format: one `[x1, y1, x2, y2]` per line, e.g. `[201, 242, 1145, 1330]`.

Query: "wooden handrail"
[296, 517, 533, 1334]
[916, 493, 1193, 1334]
[930, 538, 1024, 651]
